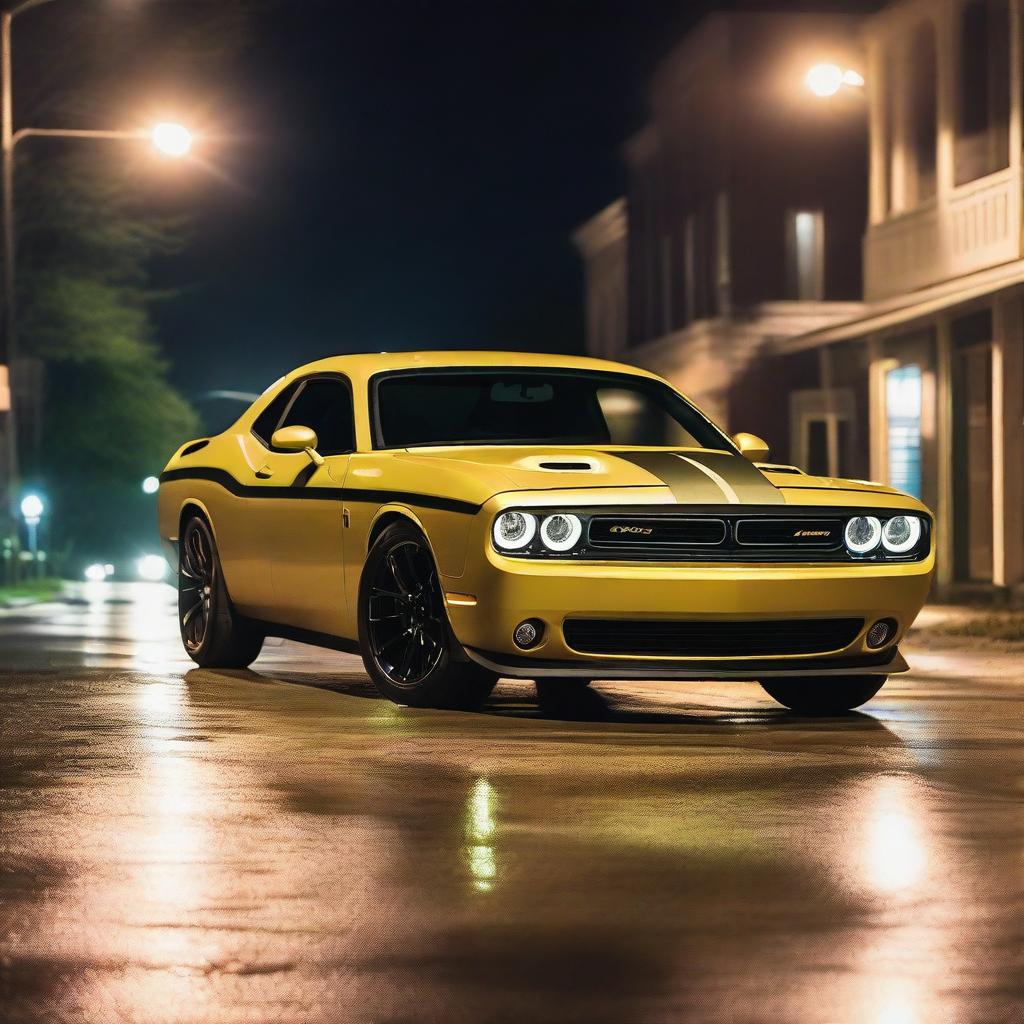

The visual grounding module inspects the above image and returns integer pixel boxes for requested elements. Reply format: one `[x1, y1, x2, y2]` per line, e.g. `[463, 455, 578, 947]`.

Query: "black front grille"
[589, 516, 726, 548]
[735, 518, 843, 549]
[563, 617, 864, 657]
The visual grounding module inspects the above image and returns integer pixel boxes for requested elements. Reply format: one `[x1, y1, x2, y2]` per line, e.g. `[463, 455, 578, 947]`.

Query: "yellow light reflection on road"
[466, 777, 497, 892]
[861, 776, 927, 894]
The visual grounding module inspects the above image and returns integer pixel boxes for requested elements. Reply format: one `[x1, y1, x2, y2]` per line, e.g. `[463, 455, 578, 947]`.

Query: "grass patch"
[0, 578, 65, 605]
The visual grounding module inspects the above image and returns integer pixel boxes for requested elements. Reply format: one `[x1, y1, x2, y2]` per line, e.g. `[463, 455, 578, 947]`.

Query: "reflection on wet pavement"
[0, 583, 1022, 1023]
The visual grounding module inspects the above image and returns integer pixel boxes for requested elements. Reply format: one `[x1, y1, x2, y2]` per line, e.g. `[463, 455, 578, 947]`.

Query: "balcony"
[864, 167, 1021, 301]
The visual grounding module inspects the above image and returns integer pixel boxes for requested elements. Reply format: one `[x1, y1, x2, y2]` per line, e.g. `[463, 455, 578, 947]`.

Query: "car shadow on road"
[186, 666, 900, 738]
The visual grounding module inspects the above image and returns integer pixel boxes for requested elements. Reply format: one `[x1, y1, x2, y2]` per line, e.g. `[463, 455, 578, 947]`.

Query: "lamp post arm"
[10, 126, 148, 151]
[6, 1, 58, 16]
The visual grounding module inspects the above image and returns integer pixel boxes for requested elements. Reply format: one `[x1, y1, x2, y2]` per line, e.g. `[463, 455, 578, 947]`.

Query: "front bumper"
[442, 545, 934, 680]
[463, 646, 909, 680]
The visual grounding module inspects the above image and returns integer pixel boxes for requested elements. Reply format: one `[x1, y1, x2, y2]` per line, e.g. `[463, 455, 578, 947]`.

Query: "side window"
[251, 382, 300, 445]
[279, 377, 355, 456]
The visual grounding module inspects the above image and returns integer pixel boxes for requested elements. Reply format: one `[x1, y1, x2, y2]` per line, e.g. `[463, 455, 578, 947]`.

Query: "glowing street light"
[806, 63, 865, 98]
[19, 492, 43, 575]
[150, 121, 193, 158]
[19, 493, 42, 523]
[141, 476, 160, 495]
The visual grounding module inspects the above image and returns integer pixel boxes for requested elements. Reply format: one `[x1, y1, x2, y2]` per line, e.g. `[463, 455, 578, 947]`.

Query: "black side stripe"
[158, 466, 481, 515]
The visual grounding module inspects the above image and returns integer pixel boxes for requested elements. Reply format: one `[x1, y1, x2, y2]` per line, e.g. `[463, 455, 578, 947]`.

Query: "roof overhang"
[774, 258, 1024, 353]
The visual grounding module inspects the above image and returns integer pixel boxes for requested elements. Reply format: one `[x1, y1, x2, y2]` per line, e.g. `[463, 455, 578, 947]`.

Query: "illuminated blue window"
[886, 364, 923, 499]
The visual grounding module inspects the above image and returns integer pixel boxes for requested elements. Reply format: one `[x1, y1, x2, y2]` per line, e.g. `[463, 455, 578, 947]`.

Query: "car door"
[260, 374, 355, 634]
[217, 380, 306, 618]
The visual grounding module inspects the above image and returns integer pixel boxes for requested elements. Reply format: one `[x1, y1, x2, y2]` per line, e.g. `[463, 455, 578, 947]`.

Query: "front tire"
[358, 521, 497, 709]
[535, 677, 591, 700]
[759, 675, 887, 714]
[178, 515, 264, 669]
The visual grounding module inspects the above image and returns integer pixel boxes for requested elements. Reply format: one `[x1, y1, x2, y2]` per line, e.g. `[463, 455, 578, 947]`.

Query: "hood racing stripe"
[674, 454, 740, 503]
[611, 450, 786, 505]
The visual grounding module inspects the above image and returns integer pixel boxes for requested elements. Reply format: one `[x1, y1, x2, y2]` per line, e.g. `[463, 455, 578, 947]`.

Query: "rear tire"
[179, 516, 264, 669]
[759, 675, 887, 714]
[358, 521, 497, 709]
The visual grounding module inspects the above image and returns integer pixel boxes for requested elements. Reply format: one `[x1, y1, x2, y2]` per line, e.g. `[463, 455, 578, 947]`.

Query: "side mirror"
[271, 425, 325, 466]
[732, 431, 771, 463]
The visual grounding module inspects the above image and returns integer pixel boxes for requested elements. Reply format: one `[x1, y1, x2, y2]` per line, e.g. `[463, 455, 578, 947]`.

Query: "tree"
[16, 148, 200, 565]
[8, 1, 259, 571]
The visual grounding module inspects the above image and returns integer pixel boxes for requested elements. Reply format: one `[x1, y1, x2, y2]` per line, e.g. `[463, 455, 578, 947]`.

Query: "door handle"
[255, 465, 273, 479]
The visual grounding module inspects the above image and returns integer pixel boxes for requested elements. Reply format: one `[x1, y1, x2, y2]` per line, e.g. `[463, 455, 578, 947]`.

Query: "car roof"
[280, 350, 666, 386]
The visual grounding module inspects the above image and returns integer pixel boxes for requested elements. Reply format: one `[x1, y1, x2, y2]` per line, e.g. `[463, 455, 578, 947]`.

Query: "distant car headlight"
[882, 515, 923, 554]
[844, 516, 882, 555]
[540, 513, 582, 552]
[492, 511, 537, 550]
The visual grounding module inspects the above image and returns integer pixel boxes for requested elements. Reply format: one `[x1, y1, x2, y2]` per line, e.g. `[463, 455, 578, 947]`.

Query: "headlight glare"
[882, 515, 923, 554]
[492, 511, 537, 550]
[844, 515, 882, 554]
[540, 513, 583, 552]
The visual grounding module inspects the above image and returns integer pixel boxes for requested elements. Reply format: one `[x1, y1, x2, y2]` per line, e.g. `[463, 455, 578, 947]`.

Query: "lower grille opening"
[563, 617, 864, 657]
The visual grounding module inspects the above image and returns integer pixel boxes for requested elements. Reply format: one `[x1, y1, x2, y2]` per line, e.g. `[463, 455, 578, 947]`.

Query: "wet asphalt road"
[1, 583, 1022, 1024]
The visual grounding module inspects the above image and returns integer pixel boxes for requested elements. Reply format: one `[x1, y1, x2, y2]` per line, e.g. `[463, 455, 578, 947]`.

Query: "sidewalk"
[909, 604, 1024, 647]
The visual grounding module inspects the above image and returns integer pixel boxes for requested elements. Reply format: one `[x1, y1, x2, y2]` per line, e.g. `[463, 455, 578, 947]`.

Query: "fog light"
[513, 619, 543, 649]
[866, 618, 897, 649]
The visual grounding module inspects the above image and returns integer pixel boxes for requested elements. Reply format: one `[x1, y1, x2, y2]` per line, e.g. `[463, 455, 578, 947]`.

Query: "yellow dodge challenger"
[158, 351, 934, 714]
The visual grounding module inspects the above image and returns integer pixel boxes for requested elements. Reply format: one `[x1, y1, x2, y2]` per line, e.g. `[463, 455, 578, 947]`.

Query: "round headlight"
[844, 516, 882, 555]
[882, 515, 922, 554]
[539, 513, 583, 552]
[492, 511, 537, 551]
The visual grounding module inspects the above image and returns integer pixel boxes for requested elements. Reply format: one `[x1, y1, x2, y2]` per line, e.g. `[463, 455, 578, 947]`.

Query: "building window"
[955, 0, 1010, 185]
[785, 210, 825, 301]
[907, 22, 937, 204]
[683, 213, 696, 325]
[885, 364, 923, 500]
[659, 234, 674, 335]
[790, 388, 856, 478]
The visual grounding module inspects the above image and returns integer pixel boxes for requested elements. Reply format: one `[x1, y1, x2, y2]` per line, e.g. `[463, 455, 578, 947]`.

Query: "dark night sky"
[144, 1, 876, 400]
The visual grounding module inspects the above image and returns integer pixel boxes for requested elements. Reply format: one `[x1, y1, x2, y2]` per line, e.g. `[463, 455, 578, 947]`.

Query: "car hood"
[395, 446, 802, 505]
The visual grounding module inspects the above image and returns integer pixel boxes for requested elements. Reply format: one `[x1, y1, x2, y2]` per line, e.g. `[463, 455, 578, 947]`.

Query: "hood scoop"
[512, 454, 601, 473]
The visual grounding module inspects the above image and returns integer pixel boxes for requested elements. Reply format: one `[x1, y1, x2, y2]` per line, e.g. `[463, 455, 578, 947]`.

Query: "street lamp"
[141, 475, 160, 494]
[151, 122, 193, 158]
[806, 63, 865, 98]
[19, 490, 42, 574]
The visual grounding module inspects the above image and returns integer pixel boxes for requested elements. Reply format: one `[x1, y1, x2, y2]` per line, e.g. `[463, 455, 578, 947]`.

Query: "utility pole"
[0, 7, 18, 534]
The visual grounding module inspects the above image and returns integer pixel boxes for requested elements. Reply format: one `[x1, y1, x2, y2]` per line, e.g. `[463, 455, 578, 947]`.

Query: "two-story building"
[575, 1, 1024, 596]
[574, 11, 869, 451]
[777, 0, 1024, 594]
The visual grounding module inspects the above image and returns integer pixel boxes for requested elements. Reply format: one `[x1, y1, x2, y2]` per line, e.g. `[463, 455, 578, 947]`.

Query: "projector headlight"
[882, 515, 923, 554]
[539, 513, 583, 552]
[492, 511, 537, 551]
[844, 515, 882, 555]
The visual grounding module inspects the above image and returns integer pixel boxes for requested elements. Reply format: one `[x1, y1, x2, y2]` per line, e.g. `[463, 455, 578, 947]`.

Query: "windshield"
[373, 369, 732, 450]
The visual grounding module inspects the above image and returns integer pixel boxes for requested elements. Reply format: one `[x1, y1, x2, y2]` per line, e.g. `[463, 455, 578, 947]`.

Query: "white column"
[992, 295, 1024, 589]
[868, 335, 894, 484]
[935, 315, 955, 589]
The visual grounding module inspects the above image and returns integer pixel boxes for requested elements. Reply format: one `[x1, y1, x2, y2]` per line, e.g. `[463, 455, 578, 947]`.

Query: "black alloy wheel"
[359, 521, 497, 708]
[366, 538, 447, 687]
[178, 516, 264, 669]
[179, 519, 214, 653]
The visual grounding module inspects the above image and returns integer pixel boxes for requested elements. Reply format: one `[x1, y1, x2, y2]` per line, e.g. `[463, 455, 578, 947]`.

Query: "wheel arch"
[178, 499, 215, 542]
[359, 504, 472, 665]
[366, 506, 425, 555]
